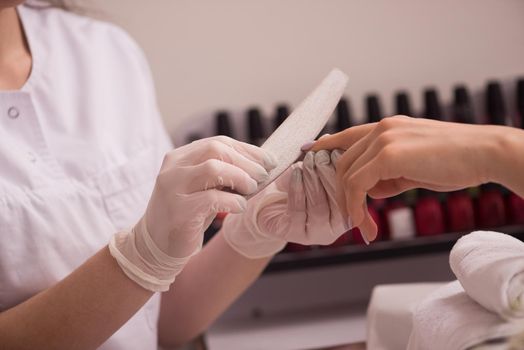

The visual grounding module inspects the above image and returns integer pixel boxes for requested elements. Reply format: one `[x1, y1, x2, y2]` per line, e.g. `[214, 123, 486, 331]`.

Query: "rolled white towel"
[407, 281, 524, 350]
[450, 231, 524, 320]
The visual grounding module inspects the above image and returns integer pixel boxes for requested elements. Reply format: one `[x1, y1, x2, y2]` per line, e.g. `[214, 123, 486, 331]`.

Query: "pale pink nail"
[360, 231, 370, 245]
[301, 141, 315, 151]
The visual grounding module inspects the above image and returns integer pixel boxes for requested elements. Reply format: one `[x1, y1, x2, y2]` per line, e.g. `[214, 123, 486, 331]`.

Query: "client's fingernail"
[301, 141, 315, 151]
[319, 133, 331, 140]
[360, 231, 370, 246]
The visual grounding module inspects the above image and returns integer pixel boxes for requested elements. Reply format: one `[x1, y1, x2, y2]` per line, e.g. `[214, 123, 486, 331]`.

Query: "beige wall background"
[89, 0, 524, 144]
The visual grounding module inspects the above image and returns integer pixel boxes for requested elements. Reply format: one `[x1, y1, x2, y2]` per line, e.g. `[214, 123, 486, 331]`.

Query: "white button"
[7, 107, 20, 119]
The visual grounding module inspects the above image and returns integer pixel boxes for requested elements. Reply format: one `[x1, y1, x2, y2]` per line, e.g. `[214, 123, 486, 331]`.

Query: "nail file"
[247, 68, 349, 198]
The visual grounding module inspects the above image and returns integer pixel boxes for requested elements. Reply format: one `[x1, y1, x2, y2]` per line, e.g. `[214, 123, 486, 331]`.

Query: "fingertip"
[245, 177, 259, 195]
[310, 133, 341, 152]
[236, 197, 248, 212]
[360, 210, 378, 243]
[314, 149, 331, 166]
[303, 151, 315, 169]
[291, 166, 303, 186]
[263, 150, 278, 170]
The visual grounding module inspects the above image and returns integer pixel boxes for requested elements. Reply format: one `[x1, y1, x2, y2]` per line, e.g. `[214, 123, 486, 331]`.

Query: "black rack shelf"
[265, 225, 524, 273]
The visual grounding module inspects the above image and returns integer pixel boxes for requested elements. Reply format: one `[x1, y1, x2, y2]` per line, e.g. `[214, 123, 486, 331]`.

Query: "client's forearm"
[490, 126, 524, 198]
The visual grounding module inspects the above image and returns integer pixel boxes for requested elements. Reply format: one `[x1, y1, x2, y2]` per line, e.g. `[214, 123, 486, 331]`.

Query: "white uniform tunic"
[0, 4, 172, 349]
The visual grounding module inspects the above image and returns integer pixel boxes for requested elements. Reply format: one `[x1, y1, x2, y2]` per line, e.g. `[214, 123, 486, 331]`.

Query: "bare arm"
[157, 231, 271, 347]
[492, 126, 524, 197]
[311, 116, 524, 241]
[0, 247, 153, 350]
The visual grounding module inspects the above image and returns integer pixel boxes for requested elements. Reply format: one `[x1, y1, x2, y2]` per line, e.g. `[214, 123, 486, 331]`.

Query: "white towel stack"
[408, 231, 524, 350]
[450, 231, 524, 320]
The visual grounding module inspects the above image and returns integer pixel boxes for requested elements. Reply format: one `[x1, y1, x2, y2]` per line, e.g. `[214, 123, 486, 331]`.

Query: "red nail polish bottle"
[365, 95, 398, 240]
[446, 190, 476, 232]
[507, 194, 524, 225]
[507, 79, 524, 225]
[445, 86, 477, 232]
[413, 89, 447, 236]
[476, 82, 508, 228]
[477, 184, 506, 228]
[415, 189, 445, 236]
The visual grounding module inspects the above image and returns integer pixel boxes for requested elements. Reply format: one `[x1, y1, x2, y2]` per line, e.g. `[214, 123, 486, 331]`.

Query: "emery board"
[247, 68, 349, 198]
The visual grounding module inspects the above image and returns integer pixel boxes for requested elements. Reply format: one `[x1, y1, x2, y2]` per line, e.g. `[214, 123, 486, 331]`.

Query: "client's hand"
[310, 115, 523, 243]
[222, 150, 347, 259]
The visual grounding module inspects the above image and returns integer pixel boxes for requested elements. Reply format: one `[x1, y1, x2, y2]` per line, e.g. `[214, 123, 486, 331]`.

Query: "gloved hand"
[222, 150, 348, 259]
[109, 136, 277, 292]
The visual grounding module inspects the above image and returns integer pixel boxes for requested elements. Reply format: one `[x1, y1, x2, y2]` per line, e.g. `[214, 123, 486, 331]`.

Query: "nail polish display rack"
[181, 77, 524, 273]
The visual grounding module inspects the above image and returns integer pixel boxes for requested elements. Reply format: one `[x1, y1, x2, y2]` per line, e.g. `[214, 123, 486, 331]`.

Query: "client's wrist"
[487, 126, 524, 195]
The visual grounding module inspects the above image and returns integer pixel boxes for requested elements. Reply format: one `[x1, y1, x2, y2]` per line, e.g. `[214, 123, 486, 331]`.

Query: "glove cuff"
[108, 218, 198, 292]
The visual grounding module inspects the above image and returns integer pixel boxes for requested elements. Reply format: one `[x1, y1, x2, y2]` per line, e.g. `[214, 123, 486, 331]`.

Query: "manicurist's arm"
[0, 137, 277, 349]
[0, 247, 153, 350]
[158, 232, 271, 347]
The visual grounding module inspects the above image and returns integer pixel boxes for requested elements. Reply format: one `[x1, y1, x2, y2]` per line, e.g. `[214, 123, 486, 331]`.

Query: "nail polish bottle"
[453, 86, 476, 124]
[216, 110, 235, 138]
[423, 88, 444, 120]
[247, 107, 266, 146]
[508, 79, 524, 224]
[384, 197, 417, 240]
[366, 94, 416, 240]
[476, 81, 507, 229]
[446, 86, 476, 232]
[394, 91, 413, 117]
[446, 191, 476, 232]
[364, 95, 392, 239]
[517, 78, 524, 128]
[413, 90, 446, 236]
[508, 193, 524, 225]
[415, 189, 445, 236]
[366, 94, 383, 123]
[336, 98, 353, 132]
[186, 133, 203, 144]
[395, 91, 417, 207]
[274, 104, 290, 130]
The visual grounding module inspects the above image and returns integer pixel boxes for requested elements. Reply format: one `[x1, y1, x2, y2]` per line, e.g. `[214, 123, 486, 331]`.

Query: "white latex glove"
[109, 136, 277, 291]
[222, 150, 347, 259]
